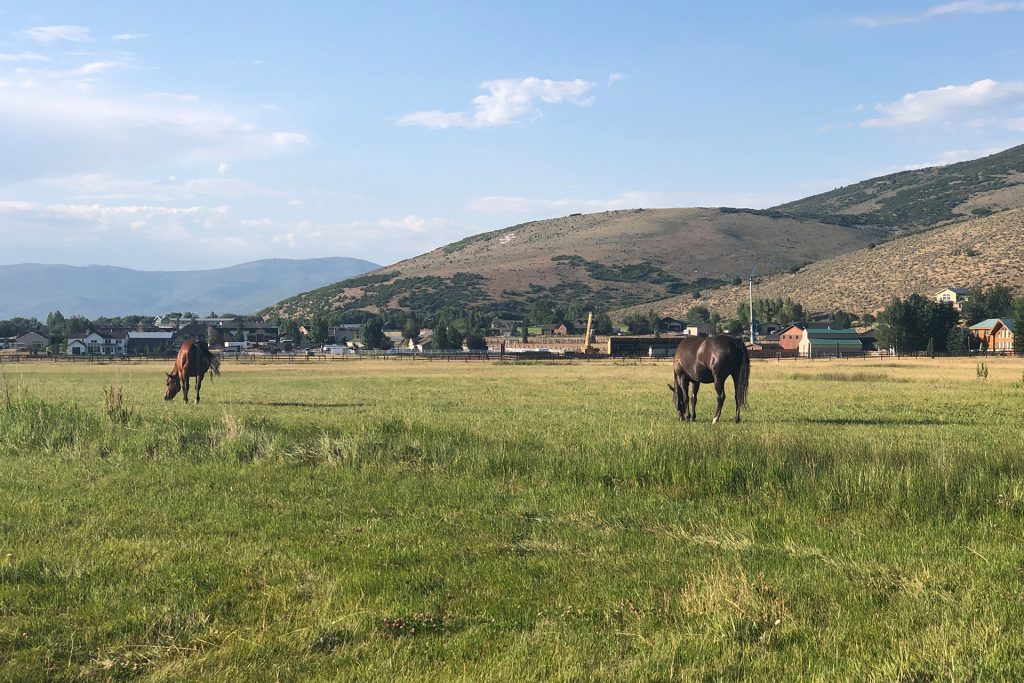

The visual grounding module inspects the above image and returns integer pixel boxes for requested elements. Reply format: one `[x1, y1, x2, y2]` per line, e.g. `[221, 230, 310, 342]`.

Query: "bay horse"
[165, 339, 221, 403]
[668, 334, 749, 423]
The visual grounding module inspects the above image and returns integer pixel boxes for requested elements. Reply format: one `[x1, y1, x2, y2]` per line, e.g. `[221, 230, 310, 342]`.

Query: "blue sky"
[1, 1, 1023, 270]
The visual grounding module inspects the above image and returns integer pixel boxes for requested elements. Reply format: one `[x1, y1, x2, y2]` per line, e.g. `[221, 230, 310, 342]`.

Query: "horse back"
[175, 340, 199, 378]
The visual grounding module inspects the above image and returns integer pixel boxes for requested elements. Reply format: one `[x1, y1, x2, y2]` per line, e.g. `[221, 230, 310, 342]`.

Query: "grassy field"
[2, 356, 1024, 681]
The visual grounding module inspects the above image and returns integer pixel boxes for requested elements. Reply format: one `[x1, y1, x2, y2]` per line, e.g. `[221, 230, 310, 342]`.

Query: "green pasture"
[2, 357, 1024, 681]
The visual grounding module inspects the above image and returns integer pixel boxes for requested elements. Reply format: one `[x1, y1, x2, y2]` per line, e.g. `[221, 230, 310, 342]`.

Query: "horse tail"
[198, 339, 221, 376]
[735, 338, 750, 408]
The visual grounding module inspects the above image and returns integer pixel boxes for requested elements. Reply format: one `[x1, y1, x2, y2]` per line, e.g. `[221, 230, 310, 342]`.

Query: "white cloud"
[68, 61, 125, 77]
[217, 163, 229, 175]
[0, 53, 50, 63]
[608, 72, 626, 85]
[892, 146, 1006, 170]
[112, 33, 149, 41]
[23, 25, 92, 43]
[853, 1, 1024, 26]
[398, 77, 597, 128]
[37, 173, 262, 202]
[861, 79, 1024, 127]
[0, 199, 229, 244]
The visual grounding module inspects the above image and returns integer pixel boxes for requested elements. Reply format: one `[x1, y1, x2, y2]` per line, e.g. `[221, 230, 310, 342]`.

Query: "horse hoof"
[712, 417, 720, 425]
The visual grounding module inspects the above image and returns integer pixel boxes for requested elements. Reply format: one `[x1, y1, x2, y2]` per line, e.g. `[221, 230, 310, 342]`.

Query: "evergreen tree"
[832, 309, 851, 329]
[1013, 297, 1024, 354]
[962, 285, 1013, 324]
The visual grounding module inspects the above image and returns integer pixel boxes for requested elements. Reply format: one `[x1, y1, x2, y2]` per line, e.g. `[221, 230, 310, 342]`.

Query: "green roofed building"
[798, 327, 864, 357]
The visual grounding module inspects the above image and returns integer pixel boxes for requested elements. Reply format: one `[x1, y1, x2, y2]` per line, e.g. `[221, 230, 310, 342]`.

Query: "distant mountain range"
[0, 257, 379, 320]
[267, 143, 1024, 321]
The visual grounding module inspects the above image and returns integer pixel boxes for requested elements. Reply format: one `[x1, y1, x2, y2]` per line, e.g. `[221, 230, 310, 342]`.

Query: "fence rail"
[0, 349, 1018, 365]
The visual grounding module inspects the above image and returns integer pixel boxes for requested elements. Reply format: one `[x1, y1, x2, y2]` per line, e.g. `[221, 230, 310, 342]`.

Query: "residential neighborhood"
[0, 285, 1020, 361]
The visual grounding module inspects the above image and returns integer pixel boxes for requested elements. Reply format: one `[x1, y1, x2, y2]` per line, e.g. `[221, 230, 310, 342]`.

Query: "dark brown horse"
[668, 335, 750, 423]
[165, 339, 221, 403]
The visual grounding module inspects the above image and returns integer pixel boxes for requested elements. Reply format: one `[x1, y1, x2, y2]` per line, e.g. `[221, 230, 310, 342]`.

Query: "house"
[684, 323, 713, 337]
[127, 331, 174, 355]
[798, 327, 865, 357]
[328, 324, 362, 344]
[935, 287, 970, 311]
[540, 325, 557, 336]
[970, 318, 1015, 351]
[487, 319, 519, 337]
[15, 331, 51, 351]
[67, 330, 129, 356]
[66, 339, 88, 355]
[660, 317, 685, 333]
[408, 329, 435, 351]
[156, 317, 278, 344]
[552, 322, 573, 335]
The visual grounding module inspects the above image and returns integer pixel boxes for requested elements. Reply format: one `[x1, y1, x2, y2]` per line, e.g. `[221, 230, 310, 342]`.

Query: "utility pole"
[748, 268, 756, 345]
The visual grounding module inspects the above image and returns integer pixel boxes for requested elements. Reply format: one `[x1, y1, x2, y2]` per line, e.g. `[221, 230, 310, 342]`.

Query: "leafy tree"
[686, 306, 710, 324]
[781, 298, 806, 324]
[832, 309, 852, 329]
[861, 313, 876, 326]
[877, 295, 959, 352]
[962, 285, 1013, 324]
[464, 333, 488, 350]
[647, 310, 661, 338]
[281, 319, 301, 340]
[725, 319, 743, 335]
[46, 311, 66, 335]
[593, 312, 614, 335]
[402, 315, 420, 341]
[433, 323, 452, 350]
[359, 316, 391, 350]
[447, 323, 465, 349]
[309, 316, 330, 346]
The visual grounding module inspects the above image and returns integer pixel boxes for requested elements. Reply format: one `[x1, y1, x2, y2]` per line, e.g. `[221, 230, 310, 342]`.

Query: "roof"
[804, 327, 859, 339]
[937, 287, 970, 294]
[128, 331, 173, 340]
[805, 338, 864, 347]
[969, 318, 1014, 330]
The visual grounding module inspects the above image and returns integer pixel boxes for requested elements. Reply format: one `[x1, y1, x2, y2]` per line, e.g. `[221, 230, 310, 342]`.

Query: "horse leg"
[712, 376, 727, 424]
[673, 375, 685, 421]
[689, 382, 699, 421]
[182, 375, 191, 403]
[732, 373, 742, 423]
[195, 372, 204, 404]
[681, 376, 693, 421]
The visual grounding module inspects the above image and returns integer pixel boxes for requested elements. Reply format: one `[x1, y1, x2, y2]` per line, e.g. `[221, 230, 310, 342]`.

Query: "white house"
[69, 330, 128, 356]
[66, 339, 88, 355]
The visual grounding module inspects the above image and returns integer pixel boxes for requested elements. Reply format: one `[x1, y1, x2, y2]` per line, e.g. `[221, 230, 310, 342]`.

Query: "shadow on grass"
[224, 400, 368, 409]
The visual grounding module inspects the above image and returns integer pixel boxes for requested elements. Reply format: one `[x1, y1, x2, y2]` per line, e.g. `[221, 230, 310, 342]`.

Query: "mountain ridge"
[0, 257, 379, 319]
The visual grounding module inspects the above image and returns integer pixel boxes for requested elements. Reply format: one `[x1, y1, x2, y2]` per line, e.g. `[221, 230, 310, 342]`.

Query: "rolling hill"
[267, 209, 886, 319]
[268, 143, 1024, 321]
[614, 208, 1024, 321]
[0, 257, 379, 320]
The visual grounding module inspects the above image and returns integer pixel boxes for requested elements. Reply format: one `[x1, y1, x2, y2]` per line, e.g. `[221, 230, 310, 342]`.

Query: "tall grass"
[1, 358, 1024, 679]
